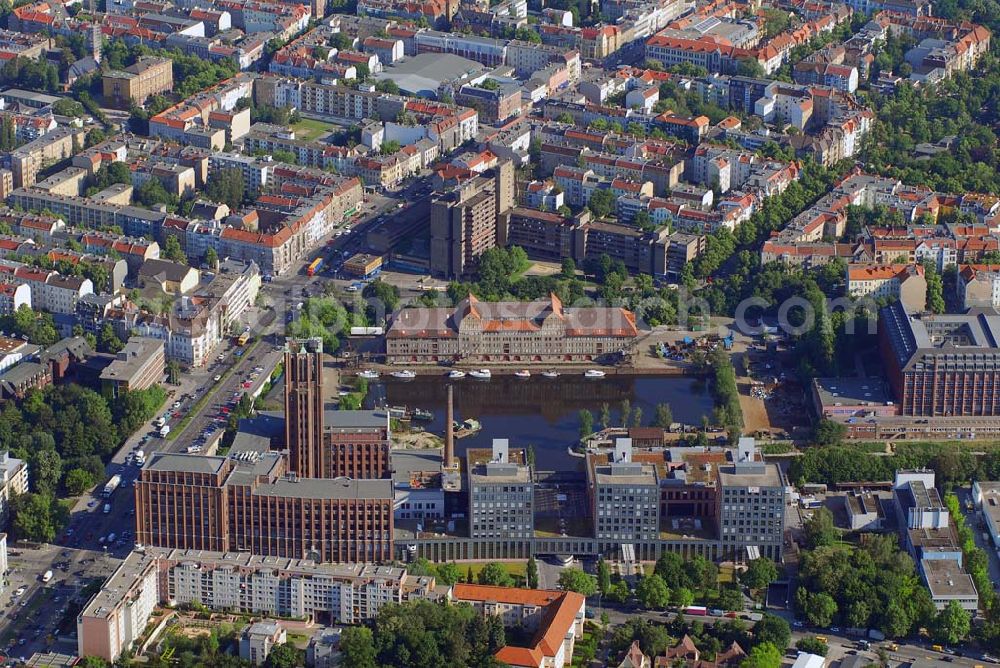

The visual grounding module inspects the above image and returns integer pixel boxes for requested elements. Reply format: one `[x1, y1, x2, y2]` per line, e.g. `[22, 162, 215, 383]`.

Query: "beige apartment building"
[103, 57, 174, 108]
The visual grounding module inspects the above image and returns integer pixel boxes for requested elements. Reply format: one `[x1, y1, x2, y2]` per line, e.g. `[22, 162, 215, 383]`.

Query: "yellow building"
[102, 57, 174, 108]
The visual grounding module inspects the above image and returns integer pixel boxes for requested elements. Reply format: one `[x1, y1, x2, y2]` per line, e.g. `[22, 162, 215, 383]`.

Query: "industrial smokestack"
[445, 384, 455, 468]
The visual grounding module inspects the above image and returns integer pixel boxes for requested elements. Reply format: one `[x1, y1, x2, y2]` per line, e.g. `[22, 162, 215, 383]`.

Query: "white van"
[159, 425, 170, 437]
[153, 416, 166, 428]
[41, 570, 52, 583]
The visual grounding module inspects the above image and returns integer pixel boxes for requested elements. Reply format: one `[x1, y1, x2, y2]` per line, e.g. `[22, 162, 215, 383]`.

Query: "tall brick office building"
[135, 338, 394, 562]
[880, 302, 1000, 416]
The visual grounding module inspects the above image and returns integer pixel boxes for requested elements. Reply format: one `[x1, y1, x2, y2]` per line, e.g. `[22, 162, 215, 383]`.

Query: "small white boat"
[542, 370, 559, 378]
[469, 368, 492, 380]
[514, 369, 531, 379]
[357, 370, 379, 379]
[584, 369, 606, 379]
[391, 370, 416, 379]
[448, 370, 466, 379]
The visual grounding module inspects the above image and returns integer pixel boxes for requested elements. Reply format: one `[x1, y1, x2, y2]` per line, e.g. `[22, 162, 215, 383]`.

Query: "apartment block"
[0, 453, 27, 529]
[99, 337, 165, 399]
[11, 127, 85, 189]
[429, 160, 514, 278]
[79, 548, 436, 662]
[77, 554, 158, 662]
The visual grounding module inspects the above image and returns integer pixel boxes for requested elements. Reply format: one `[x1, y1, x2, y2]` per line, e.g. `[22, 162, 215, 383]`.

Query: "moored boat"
[469, 368, 492, 379]
[584, 369, 606, 378]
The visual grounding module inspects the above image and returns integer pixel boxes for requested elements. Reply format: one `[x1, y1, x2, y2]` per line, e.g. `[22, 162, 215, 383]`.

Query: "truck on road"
[135, 449, 146, 466]
[41, 570, 52, 583]
[102, 474, 122, 498]
[306, 257, 324, 277]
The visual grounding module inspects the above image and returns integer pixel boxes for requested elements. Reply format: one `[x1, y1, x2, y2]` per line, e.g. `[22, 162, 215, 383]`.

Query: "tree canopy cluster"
[795, 535, 935, 636]
[339, 600, 507, 668]
[3, 382, 165, 541]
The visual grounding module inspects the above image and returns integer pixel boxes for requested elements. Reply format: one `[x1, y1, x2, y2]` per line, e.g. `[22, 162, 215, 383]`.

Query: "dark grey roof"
[323, 410, 389, 430]
[255, 476, 393, 500]
[146, 452, 226, 474]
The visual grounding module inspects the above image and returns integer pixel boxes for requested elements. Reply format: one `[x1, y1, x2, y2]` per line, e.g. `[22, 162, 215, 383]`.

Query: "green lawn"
[463, 562, 527, 579]
[291, 118, 337, 141]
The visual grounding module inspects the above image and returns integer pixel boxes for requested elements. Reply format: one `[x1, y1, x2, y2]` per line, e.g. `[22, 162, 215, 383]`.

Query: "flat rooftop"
[716, 462, 782, 488]
[146, 452, 227, 475]
[375, 53, 487, 97]
[79, 551, 157, 620]
[324, 409, 390, 431]
[976, 481, 1000, 530]
[813, 377, 892, 406]
[255, 476, 393, 500]
[922, 558, 978, 600]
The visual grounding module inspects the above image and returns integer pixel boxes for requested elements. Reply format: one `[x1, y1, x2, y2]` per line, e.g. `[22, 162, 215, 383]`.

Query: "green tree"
[162, 235, 187, 264]
[795, 637, 828, 657]
[579, 409, 594, 439]
[556, 112, 574, 124]
[599, 403, 611, 430]
[437, 562, 462, 586]
[205, 247, 218, 268]
[63, 468, 95, 495]
[802, 591, 838, 628]
[97, 323, 124, 354]
[741, 558, 779, 590]
[30, 449, 62, 496]
[597, 557, 611, 593]
[558, 568, 597, 596]
[631, 406, 643, 427]
[166, 360, 181, 385]
[636, 574, 671, 609]
[526, 555, 539, 589]
[561, 257, 576, 279]
[753, 615, 791, 650]
[12, 492, 64, 543]
[265, 643, 304, 668]
[478, 562, 515, 587]
[741, 642, 782, 668]
[803, 507, 838, 549]
[339, 627, 377, 668]
[607, 579, 631, 604]
[587, 189, 615, 219]
[206, 167, 245, 210]
[653, 403, 673, 428]
[671, 586, 695, 608]
[813, 419, 847, 445]
[933, 600, 970, 645]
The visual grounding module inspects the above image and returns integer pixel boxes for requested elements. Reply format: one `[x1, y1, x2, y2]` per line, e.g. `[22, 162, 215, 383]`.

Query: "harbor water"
[366, 373, 714, 469]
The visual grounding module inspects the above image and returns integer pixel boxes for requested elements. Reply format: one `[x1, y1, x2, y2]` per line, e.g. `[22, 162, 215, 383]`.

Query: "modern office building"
[715, 438, 785, 562]
[879, 301, 1000, 416]
[587, 439, 660, 542]
[386, 293, 638, 364]
[468, 440, 534, 540]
